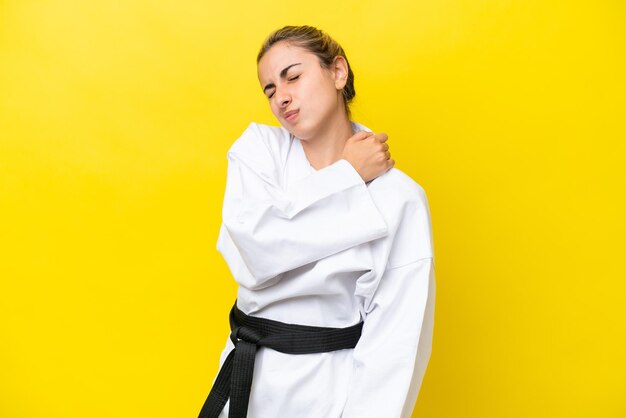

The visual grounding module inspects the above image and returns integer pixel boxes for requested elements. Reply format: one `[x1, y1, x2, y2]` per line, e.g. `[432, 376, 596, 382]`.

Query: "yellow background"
[1, 0, 624, 417]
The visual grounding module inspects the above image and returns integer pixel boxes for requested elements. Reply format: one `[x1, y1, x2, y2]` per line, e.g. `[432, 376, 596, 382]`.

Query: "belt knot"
[198, 300, 364, 418]
[231, 325, 262, 345]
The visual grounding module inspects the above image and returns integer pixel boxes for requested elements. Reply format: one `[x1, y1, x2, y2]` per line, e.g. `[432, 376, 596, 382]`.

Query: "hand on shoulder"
[341, 130, 395, 183]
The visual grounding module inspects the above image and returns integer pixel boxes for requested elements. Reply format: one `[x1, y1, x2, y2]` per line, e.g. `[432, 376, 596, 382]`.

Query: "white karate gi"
[213, 120, 436, 418]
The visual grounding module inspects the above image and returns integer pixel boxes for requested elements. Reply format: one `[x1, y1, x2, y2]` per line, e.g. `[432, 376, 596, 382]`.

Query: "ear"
[332, 56, 349, 90]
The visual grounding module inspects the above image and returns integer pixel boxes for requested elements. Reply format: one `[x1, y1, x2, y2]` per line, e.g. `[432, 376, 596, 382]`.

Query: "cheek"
[312, 76, 337, 100]
[302, 80, 330, 108]
[309, 87, 336, 114]
[269, 102, 281, 117]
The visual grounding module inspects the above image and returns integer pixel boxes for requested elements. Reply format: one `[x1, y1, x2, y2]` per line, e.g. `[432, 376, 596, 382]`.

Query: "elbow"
[218, 222, 284, 289]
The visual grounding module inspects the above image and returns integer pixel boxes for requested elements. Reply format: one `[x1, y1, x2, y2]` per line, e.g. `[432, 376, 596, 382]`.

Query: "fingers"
[378, 135, 391, 160]
[352, 130, 374, 141]
[373, 132, 388, 143]
[380, 141, 390, 159]
[353, 130, 387, 143]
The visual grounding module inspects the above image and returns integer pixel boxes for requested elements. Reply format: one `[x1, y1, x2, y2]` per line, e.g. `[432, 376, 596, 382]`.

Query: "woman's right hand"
[341, 131, 395, 183]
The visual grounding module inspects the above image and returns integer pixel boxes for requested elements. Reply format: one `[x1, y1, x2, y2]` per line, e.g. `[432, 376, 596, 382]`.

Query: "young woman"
[198, 25, 436, 418]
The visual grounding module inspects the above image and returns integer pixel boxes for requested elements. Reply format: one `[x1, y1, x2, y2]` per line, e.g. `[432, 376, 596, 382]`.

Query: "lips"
[284, 109, 299, 120]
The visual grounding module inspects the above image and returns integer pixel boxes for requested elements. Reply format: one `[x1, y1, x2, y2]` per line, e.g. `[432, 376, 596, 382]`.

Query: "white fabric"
[214, 121, 436, 418]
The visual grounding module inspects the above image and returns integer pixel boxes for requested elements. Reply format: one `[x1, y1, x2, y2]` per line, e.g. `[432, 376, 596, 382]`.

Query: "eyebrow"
[263, 63, 302, 94]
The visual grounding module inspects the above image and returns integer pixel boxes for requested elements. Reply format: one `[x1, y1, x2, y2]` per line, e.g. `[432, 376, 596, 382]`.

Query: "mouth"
[284, 109, 299, 121]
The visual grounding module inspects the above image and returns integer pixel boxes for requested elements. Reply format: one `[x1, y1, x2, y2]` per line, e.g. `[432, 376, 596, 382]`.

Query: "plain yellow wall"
[1, 1, 624, 417]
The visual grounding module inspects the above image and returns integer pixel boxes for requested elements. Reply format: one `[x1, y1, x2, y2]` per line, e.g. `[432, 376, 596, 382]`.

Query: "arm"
[342, 257, 436, 418]
[343, 188, 436, 418]
[216, 123, 389, 288]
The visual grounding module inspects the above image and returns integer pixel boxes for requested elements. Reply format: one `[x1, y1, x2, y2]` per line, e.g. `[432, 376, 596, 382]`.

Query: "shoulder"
[228, 122, 292, 157]
[226, 122, 293, 182]
[369, 166, 430, 210]
[350, 120, 429, 206]
[369, 168, 434, 267]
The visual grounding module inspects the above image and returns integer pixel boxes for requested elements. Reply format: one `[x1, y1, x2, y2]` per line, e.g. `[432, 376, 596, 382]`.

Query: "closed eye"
[267, 75, 301, 99]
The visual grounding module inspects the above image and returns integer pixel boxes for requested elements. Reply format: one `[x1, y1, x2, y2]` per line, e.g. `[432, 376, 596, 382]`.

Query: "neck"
[301, 111, 353, 171]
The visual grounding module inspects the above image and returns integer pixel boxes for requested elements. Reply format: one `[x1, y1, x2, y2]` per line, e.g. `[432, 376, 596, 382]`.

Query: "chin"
[291, 128, 313, 141]
[280, 122, 309, 140]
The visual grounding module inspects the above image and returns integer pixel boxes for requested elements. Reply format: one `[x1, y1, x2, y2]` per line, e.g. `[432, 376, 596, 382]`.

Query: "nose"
[275, 85, 291, 108]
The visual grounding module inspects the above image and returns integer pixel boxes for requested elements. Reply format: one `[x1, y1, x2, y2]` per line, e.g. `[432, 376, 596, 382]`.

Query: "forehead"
[257, 42, 318, 82]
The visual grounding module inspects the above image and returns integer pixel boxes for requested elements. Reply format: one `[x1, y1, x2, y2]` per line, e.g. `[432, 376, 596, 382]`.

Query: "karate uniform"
[212, 120, 436, 418]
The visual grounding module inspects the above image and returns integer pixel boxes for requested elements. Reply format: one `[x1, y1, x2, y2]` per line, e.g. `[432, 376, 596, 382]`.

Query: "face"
[257, 41, 348, 140]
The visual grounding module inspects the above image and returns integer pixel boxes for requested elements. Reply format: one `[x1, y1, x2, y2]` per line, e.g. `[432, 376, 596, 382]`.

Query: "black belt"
[198, 300, 364, 418]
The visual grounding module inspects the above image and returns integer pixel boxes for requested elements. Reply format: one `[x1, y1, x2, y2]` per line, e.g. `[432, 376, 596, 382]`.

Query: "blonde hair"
[257, 25, 355, 119]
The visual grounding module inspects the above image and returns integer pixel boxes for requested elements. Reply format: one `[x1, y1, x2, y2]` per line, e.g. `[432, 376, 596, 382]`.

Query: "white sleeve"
[216, 123, 389, 288]
[341, 257, 436, 418]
